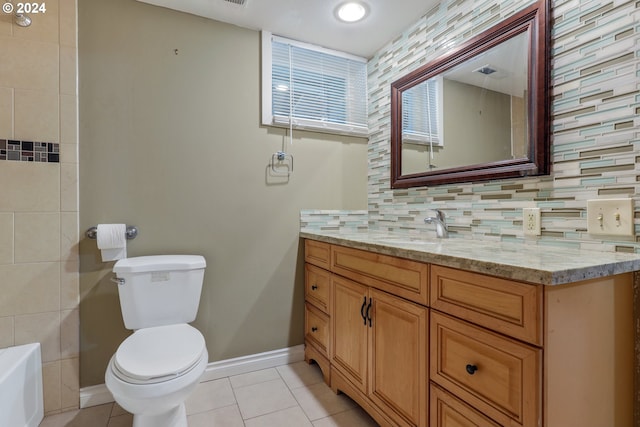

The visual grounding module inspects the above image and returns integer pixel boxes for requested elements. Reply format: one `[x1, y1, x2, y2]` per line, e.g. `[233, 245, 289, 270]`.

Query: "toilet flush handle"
[110, 276, 125, 286]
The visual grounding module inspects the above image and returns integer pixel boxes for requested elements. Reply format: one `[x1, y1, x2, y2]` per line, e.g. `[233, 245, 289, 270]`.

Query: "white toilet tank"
[113, 255, 206, 330]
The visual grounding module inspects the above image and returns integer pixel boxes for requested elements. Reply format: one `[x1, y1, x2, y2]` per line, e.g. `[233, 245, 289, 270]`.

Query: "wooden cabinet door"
[331, 275, 369, 394]
[369, 289, 428, 427]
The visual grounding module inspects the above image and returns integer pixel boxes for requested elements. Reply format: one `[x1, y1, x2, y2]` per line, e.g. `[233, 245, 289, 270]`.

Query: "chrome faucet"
[424, 209, 449, 238]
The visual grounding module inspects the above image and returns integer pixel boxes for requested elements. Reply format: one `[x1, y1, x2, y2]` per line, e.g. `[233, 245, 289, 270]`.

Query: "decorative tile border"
[0, 139, 60, 163]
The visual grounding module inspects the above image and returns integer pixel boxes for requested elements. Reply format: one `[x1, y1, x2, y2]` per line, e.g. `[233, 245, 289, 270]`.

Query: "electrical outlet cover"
[523, 207, 541, 236]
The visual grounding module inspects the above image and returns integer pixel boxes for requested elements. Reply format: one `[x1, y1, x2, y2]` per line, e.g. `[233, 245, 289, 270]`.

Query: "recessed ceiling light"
[335, 2, 369, 23]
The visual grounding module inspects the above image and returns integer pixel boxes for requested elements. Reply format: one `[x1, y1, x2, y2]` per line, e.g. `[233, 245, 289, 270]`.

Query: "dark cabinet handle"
[466, 364, 478, 375]
[360, 296, 367, 325]
[311, 327, 318, 332]
[366, 298, 372, 327]
[311, 284, 318, 290]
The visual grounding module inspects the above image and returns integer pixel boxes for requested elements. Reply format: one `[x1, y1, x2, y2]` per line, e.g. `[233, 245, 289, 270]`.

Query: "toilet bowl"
[106, 324, 207, 427]
[105, 255, 208, 427]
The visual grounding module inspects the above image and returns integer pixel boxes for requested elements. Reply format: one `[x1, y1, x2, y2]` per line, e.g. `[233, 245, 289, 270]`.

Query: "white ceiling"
[443, 32, 529, 97]
[136, 0, 440, 58]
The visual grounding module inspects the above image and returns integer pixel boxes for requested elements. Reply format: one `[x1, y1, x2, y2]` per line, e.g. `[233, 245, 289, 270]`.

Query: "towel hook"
[271, 151, 293, 176]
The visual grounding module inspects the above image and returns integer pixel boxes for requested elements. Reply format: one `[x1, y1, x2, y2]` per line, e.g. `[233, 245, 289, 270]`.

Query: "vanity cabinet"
[428, 264, 633, 427]
[304, 240, 428, 427]
[429, 265, 542, 427]
[303, 238, 634, 427]
[332, 275, 428, 427]
[329, 245, 429, 426]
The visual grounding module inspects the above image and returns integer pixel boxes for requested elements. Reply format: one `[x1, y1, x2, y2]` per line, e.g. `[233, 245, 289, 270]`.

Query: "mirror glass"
[391, 0, 549, 188]
[401, 32, 528, 174]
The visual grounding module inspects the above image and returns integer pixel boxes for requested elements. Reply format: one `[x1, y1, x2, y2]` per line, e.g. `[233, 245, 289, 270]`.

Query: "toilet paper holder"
[85, 225, 138, 240]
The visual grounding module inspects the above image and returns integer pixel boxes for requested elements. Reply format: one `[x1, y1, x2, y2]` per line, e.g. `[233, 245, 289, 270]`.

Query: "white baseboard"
[199, 344, 305, 383]
[80, 384, 114, 409]
[80, 344, 305, 409]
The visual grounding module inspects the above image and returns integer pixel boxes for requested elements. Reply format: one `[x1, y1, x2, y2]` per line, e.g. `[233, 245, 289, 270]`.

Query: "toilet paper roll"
[96, 224, 127, 261]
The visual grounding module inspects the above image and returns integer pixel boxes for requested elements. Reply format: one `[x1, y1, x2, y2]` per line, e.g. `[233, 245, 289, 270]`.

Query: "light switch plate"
[587, 198, 634, 236]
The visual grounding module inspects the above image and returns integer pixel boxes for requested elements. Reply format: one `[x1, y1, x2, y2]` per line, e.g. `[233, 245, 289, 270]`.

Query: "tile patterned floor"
[40, 361, 379, 427]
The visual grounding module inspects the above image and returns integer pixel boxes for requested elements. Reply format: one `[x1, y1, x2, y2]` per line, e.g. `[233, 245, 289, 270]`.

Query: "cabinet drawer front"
[331, 245, 429, 305]
[430, 312, 540, 427]
[305, 263, 331, 313]
[430, 265, 542, 345]
[305, 240, 331, 270]
[430, 384, 501, 427]
[305, 303, 330, 357]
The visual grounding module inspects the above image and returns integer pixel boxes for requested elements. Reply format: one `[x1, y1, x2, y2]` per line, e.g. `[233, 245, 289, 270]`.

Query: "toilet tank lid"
[113, 255, 206, 274]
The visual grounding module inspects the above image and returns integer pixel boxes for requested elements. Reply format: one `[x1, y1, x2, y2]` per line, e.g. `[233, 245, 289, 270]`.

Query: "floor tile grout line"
[276, 362, 365, 425]
[241, 402, 301, 423]
[186, 401, 239, 418]
[229, 372, 298, 421]
[105, 403, 115, 419]
[48, 361, 366, 427]
[275, 364, 316, 425]
[229, 367, 282, 391]
[228, 373, 246, 421]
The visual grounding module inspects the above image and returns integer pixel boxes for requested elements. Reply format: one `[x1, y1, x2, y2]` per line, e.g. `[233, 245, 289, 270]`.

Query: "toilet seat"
[113, 324, 206, 385]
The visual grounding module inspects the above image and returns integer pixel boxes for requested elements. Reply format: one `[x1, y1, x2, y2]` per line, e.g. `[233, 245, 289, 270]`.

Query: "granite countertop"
[300, 230, 640, 285]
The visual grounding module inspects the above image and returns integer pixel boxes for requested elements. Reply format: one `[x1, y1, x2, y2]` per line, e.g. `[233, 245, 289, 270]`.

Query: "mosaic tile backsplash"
[300, 210, 369, 233]
[0, 139, 60, 163]
[365, 0, 640, 253]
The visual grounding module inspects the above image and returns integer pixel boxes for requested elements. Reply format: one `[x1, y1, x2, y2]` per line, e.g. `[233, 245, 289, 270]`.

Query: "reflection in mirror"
[402, 32, 529, 175]
[391, 0, 549, 188]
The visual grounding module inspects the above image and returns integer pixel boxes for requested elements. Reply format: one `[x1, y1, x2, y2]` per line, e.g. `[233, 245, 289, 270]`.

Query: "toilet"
[105, 255, 208, 427]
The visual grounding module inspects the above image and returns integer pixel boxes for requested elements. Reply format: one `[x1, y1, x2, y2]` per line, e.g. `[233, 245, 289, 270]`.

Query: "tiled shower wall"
[0, 0, 80, 415]
[367, 0, 640, 253]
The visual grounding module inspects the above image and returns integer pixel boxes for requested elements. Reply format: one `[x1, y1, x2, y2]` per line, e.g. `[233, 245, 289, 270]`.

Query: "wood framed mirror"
[390, 0, 550, 188]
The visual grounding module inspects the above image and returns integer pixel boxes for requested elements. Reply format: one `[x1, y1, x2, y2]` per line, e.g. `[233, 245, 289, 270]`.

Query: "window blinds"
[268, 36, 368, 137]
[402, 77, 443, 146]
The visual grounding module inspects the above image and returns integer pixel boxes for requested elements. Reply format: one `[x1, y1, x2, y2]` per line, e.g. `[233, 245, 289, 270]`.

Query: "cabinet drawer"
[305, 303, 330, 357]
[305, 263, 331, 314]
[331, 245, 429, 305]
[430, 312, 540, 427]
[305, 240, 331, 270]
[430, 265, 542, 345]
[430, 383, 501, 427]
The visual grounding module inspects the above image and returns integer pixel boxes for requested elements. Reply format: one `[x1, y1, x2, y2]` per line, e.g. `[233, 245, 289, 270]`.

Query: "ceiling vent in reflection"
[223, 0, 247, 6]
[473, 64, 497, 75]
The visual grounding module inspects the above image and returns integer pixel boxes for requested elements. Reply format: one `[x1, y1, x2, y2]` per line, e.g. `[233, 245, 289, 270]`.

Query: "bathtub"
[0, 343, 44, 427]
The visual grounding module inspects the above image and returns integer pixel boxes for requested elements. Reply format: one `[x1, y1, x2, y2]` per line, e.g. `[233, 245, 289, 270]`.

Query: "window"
[261, 32, 368, 137]
[402, 76, 443, 146]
